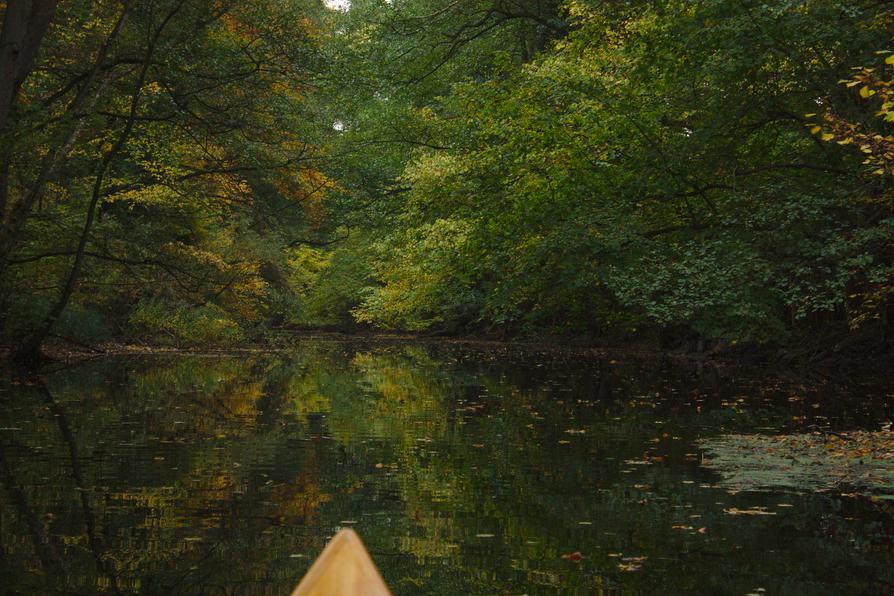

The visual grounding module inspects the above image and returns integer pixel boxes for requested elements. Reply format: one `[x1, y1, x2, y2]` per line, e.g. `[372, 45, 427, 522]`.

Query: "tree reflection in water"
[1, 343, 892, 594]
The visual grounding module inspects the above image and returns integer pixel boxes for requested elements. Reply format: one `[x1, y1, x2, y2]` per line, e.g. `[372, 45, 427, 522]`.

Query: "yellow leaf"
[860, 86, 875, 98]
[810, 125, 822, 135]
[887, 54, 894, 65]
[821, 133, 834, 141]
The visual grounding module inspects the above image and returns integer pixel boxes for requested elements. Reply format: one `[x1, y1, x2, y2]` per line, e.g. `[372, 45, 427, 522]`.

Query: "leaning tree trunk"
[0, 3, 128, 288]
[0, 1, 57, 347]
[14, 1, 182, 362]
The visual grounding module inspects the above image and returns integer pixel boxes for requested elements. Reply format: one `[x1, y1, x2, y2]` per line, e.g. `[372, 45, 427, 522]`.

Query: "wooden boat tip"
[291, 528, 391, 596]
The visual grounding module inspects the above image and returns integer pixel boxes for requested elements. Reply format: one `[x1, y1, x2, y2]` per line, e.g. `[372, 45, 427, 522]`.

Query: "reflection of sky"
[324, 0, 350, 10]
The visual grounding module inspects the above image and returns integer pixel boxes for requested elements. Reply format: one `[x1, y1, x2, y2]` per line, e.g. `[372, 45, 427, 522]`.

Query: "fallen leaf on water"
[723, 507, 776, 516]
[617, 556, 646, 572]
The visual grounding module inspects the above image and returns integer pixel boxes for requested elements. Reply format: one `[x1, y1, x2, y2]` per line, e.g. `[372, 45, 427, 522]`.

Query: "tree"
[811, 52, 894, 336]
[0, 0, 58, 131]
[2, 0, 329, 359]
[321, 0, 894, 345]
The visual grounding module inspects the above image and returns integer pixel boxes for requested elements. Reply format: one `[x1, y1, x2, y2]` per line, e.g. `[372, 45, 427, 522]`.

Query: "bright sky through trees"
[324, 0, 350, 10]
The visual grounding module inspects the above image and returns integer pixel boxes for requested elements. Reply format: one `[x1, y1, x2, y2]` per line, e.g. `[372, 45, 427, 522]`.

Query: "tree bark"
[0, 0, 58, 130]
[0, 150, 9, 224]
[885, 292, 894, 346]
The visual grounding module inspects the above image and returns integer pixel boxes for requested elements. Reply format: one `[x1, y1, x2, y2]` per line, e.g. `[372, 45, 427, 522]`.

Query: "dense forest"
[1, 0, 893, 360]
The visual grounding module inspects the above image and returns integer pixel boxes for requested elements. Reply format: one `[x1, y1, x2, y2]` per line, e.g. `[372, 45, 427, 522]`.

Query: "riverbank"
[2, 327, 891, 374]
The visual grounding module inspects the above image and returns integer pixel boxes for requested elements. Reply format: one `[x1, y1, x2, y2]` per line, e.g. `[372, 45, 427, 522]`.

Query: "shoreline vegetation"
[2, 1, 893, 365]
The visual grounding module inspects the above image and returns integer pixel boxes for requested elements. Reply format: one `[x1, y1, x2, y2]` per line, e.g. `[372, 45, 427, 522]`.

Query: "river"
[1, 340, 892, 594]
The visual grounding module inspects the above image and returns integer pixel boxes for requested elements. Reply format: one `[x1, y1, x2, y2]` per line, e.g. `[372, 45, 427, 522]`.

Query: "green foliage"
[3, 294, 113, 343]
[295, 242, 372, 328]
[3, 0, 894, 349]
[316, 0, 894, 343]
[128, 298, 244, 347]
[353, 218, 482, 331]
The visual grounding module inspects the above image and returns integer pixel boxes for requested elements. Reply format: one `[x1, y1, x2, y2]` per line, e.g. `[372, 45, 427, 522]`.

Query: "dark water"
[1, 341, 892, 595]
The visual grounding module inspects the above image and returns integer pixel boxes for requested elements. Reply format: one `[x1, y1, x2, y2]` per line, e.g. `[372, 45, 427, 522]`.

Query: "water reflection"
[1, 343, 892, 594]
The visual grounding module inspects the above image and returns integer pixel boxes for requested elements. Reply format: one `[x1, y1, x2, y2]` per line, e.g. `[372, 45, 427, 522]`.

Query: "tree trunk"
[14, 1, 182, 361]
[0, 0, 58, 131]
[14, 176, 104, 361]
[0, 4, 128, 285]
[886, 292, 894, 346]
[0, 149, 9, 219]
[0, 0, 57, 280]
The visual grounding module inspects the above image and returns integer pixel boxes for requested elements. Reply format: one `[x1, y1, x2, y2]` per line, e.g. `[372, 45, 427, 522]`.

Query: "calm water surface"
[1, 341, 892, 594]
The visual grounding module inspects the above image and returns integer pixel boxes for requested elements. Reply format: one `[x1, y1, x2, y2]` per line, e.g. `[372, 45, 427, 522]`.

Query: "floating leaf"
[723, 508, 777, 516]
